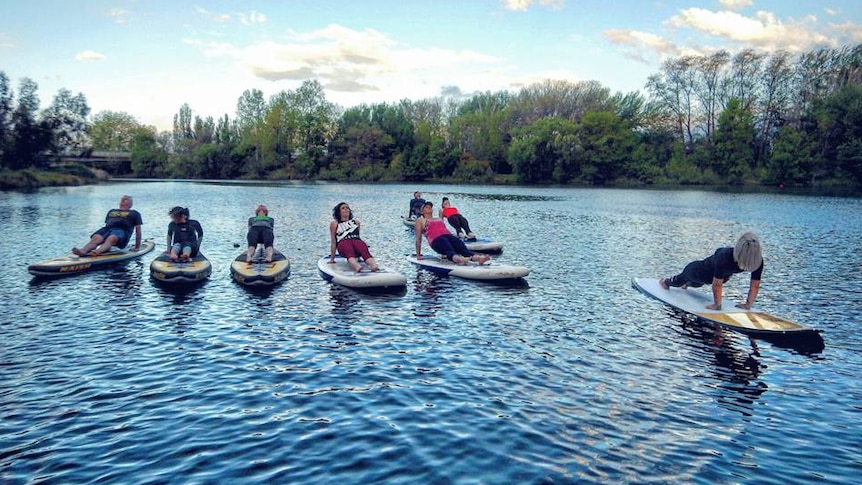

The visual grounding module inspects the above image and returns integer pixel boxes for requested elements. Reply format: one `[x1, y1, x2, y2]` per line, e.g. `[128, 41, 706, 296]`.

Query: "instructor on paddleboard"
[659, 232, 763, 310]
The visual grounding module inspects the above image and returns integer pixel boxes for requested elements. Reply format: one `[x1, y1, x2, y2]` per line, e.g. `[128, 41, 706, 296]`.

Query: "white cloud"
[825, 8, 839, 16]
[667, 8, 832, 51]
[603, 29, 681, 62]
[199, 24, 504, 94]
[108, 8, 129, 24]
[502, 0, 564, 12]
[75, 50, 106, 61]
[238, 10, 266, 25]
[718, 0, 752, 11]
[0, 33, 15, 49]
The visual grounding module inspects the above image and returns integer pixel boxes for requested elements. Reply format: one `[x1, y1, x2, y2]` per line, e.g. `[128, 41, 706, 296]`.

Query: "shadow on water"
[152, 278, 209, 304]
[667, 309, 768, 416]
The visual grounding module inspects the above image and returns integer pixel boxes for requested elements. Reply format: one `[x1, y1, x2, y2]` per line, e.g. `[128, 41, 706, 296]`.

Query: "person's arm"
[707, 277, 723, 310]
[737, 279, 761, 309]
[414, 218, 424, 258]
[196, 221, 204, 248]
[134, 224, 142, 251]
[165, 226, 172, 252]
[329, 221, 337, 262]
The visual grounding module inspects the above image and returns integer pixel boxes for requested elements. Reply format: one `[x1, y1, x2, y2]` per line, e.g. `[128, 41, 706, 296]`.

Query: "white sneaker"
[466, 232, 477, 240]
[457, 232, 467, 239]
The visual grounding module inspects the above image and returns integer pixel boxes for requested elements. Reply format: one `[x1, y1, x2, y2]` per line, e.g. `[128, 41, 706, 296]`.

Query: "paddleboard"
[632, 277, 819, 337]
[407, 255, 530, 280]
[28, 240, 156, 277]
[150, 252, 212, 284]
[464, 238, 503, 254]
[230, 249, 291, 286]
[402, 216, 418, 228]
[318, 255, 407, 290]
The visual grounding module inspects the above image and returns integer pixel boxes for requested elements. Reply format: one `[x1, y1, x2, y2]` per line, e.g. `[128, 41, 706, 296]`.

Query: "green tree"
[578, 111, 636, 184]
[8, 78, 52, 169]
[766, 125, 813, 185]
[42, 88, 91, 156]
[130, 125, 168, 177]
[508, 117, 579, 183]
[89, 111, 140, 151]
[713, 98, 755, 182]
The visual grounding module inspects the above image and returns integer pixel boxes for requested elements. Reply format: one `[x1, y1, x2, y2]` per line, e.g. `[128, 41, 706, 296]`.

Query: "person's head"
[120, 195, 133, 210]
[441, 197, 450, 207]
[333, 202, 353, 221]
[734, 231, 762, 271]
[414, 191, 422, 199]
[421, 201, 433, 217]
[169, 206, 189, 222]
[255, 205, 268, 216]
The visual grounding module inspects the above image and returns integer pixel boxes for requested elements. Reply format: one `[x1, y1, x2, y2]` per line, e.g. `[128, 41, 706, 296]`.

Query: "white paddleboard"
[464, 238, 503, 254]
[402, 216, 418, 228]
[632, 277, 818, 336]
[318, 255, 407, 290]
[407, 255, 530, 280]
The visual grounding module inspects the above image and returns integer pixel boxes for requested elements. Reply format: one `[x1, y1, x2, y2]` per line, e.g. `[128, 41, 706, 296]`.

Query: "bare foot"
[72, 247, 85, 256]
[472, 254, 491, 265]
[659, 278, 669, 290]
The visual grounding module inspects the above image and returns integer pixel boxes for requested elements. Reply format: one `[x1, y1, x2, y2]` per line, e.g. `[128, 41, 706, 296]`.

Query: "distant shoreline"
[3, 170, 859, 197]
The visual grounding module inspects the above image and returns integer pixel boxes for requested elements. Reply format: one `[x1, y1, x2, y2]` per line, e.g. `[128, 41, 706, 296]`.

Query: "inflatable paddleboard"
[464, 238, 503, 254]
[632, 277, 820, 337]
[150, 252, 212, 284]
[407, 255, 530, 280]
[318, 255, 407, 290]
[402, 216, 418, 229]
[28, 240, 156, 277]
[230, 249, 291, 286]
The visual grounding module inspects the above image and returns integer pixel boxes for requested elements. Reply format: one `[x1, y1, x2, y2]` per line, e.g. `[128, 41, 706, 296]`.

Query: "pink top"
[423, 218, 450, 245]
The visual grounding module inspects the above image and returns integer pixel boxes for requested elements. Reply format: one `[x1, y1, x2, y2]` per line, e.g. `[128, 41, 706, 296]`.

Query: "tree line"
[1, 42, 860, 189]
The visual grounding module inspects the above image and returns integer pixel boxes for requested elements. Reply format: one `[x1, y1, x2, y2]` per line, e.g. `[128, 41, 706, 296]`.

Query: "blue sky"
[1, 0, 860, 130]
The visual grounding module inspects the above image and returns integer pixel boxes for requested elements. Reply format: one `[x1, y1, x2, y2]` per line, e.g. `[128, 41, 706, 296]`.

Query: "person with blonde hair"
[72, 195, 143, 256]
[659, 232, 763, 310]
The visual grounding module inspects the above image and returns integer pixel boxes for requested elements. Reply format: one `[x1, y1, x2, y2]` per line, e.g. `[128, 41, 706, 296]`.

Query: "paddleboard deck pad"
[632, 277, 819, 337]
[407, 255, 530, 280]
[28, 240, 156, 277]
[150, 252, 212, 284]
[318, 255, 407, 290]
[231, 250, 290, 286]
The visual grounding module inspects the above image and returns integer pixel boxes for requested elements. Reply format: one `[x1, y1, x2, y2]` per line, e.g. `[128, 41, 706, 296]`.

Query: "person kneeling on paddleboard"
[329, 202, 379, 273]
[407, 191, 425, 220]
[72, 195, 143, 256]
[166, 206, 203, 261]
[415, 201, 490, 265]
[659, 232, 763, 310]
[246, 205, 276, 264]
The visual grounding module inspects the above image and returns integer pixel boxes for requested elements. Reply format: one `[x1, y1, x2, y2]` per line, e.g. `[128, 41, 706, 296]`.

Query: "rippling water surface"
[1, 182, 860, 484]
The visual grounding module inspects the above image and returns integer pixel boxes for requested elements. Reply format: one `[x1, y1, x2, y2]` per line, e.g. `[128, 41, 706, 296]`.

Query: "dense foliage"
[2, 43, 861, 190]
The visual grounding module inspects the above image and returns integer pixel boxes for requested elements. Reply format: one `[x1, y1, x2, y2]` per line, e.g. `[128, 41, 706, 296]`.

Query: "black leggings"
[247, 226, 274, 247]
[431, 235, 474, 262]
[667, 260, 727, 288]
[446, 214, 472, 235]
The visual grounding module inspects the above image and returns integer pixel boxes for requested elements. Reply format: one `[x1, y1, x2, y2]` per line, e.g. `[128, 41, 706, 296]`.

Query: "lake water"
[1, 181, 860, 484]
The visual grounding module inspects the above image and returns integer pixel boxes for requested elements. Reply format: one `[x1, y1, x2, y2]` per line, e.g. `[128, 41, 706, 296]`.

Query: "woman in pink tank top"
[414, 201, 490, 265]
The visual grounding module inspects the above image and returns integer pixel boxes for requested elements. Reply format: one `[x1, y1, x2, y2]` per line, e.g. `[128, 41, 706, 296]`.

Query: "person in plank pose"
[165, 207, 204, 261]
[72, 195, 142, 256]
[439, 197, 477, 241]
[415, 201, 490, 265]
[246, 205, 275, 264]
[407, 191, 425, 220]
[659, 232, 763, 310]
[328, 202, 379, 272]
